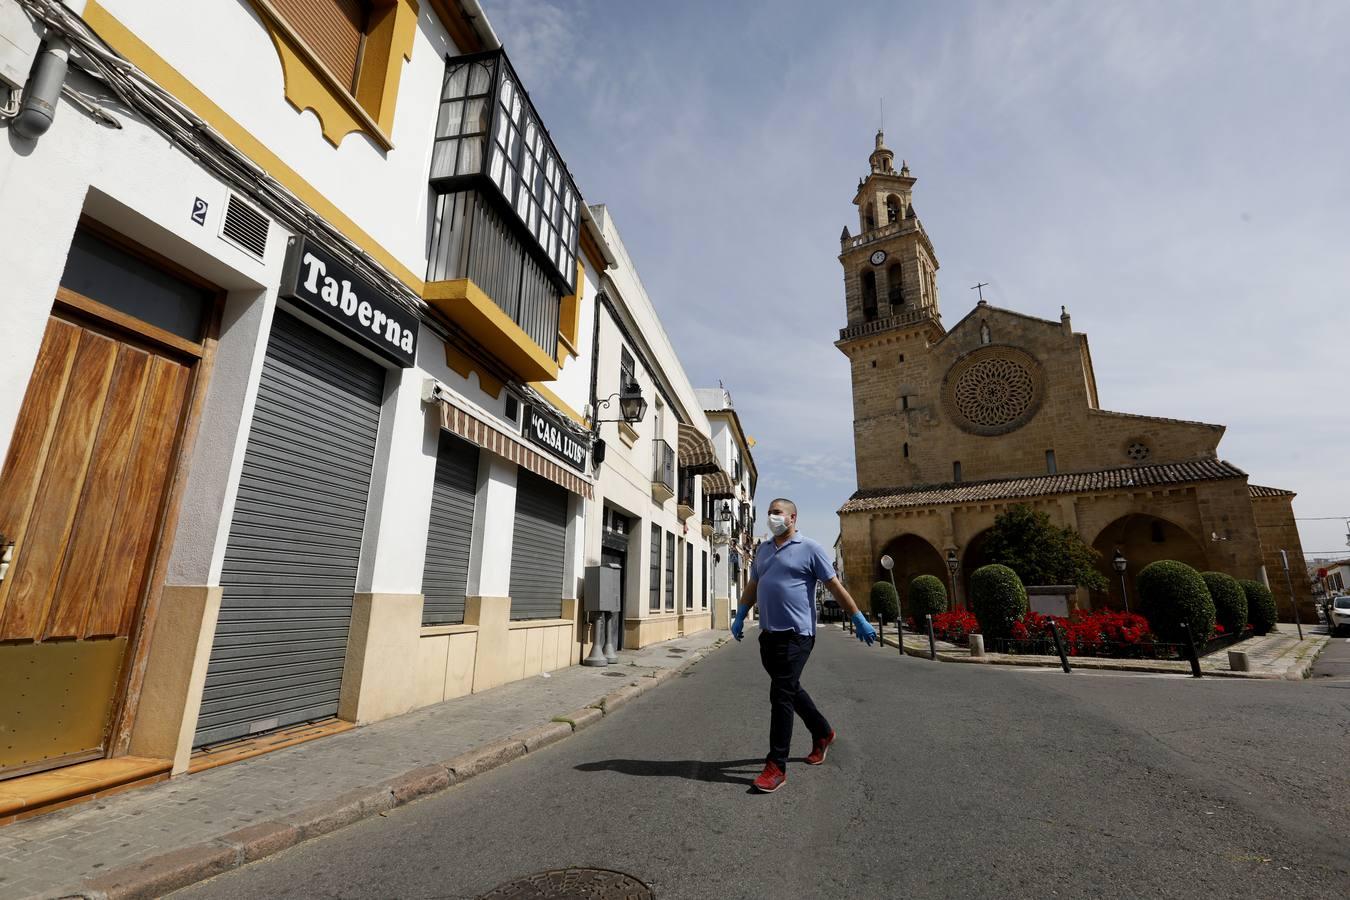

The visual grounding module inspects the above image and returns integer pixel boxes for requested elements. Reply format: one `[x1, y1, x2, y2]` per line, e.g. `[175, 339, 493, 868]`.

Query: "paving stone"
[0, 630, 725, 899]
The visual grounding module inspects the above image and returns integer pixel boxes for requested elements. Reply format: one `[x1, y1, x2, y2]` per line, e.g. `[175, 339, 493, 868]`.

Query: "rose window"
[943, 347, 1044, 435]
[1126, 441, 1150, 461]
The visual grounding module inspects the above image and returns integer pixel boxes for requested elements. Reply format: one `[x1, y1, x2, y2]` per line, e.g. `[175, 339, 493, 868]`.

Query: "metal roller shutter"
[195, 312, 385, 746]
[508, 469, 568, 620]
[422, 433, 478, 625]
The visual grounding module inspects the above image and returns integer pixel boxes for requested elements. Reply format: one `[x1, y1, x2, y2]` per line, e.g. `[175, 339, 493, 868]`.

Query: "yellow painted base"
[0, 638, 128, 774]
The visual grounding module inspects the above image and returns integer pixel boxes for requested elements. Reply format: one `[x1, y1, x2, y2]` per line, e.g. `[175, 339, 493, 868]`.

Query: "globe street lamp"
[880, 554, 903, 653]
[1112, 548, 1130, 613]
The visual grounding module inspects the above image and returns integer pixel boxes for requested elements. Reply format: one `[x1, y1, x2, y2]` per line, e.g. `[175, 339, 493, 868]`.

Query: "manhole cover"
[479, 868, 651, 899]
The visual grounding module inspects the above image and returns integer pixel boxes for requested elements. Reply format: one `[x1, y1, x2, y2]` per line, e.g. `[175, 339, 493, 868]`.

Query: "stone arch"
[886, 261, 905, 308]
[864, 201, 877, 232]
[876, 533, 949, 614]
[1090, 514, 1208, 611]
[885, 194, 903, 223]
[958, 527, 997, 607]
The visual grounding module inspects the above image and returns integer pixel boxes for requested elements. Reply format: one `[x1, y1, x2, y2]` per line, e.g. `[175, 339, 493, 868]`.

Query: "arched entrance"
[876, 534, 948, 613]
[1091, 514, 1208, 611]
[959, 528, 996, 609]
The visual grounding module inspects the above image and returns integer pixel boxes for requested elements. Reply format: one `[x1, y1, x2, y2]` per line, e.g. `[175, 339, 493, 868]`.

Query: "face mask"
[767, 514, 789, 536]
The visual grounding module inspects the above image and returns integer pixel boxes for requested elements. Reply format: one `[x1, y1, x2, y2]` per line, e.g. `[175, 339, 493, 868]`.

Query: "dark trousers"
[758, 630, 831, 770]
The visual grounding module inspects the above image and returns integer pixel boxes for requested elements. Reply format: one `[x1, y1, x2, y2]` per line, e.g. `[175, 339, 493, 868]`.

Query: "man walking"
[732, 498, 877, 794]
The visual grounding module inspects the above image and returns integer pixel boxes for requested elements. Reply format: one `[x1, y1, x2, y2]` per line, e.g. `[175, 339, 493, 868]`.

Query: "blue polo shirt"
[749, 534, 837, 636]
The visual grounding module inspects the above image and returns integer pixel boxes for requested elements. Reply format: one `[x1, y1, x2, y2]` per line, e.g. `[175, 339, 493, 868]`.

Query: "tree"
[1201, 572, 1248, 636]
[1238, 579, 1277, 635]
[1137, 560, 1215, 642]
[980, 504, 1109, 591]
[870, 580, 899, 624]
[908, 574, 948, 627]
[969, 564, 1029, 640]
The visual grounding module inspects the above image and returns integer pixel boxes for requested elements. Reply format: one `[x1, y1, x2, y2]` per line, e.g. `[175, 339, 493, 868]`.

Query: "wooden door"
[0, 314, 192, 778]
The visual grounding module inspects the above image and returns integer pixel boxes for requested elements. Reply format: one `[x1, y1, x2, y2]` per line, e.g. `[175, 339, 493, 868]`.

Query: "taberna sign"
[279, 237, 418, 367]
[525, 403, 586, 471]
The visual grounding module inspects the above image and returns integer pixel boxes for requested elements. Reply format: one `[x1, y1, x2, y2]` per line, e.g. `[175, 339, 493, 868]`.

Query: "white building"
[581, 206, 724, 648]
[695, 387, 759, 627]
[0, 0, 635, 803]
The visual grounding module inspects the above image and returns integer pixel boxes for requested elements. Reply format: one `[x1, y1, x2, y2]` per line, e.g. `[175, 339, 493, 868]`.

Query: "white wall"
[99, 0, 460, 278]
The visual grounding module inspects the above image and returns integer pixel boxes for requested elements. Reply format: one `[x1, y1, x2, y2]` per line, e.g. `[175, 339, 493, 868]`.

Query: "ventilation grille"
[220, 194, 269, 259]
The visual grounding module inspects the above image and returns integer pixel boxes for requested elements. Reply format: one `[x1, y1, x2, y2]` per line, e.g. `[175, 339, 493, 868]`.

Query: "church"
[835, 133, 1314, 620]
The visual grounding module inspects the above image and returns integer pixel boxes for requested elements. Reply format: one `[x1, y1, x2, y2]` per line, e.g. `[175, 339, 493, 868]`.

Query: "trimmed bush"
[870, 580, 899, 623]
[908, 574, 948, 627]
[1239, 579, 1278, 635]
[969, 564, 1028, 640]
[1201, 572, 1248, 636]
[1136, 560, 1215, 643]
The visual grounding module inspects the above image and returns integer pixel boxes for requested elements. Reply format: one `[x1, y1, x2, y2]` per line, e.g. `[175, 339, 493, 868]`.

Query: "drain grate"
[479, 867, 651, 899]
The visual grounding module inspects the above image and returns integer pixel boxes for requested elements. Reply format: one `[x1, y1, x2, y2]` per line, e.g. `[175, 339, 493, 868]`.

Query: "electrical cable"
[15, 0, 588, 438]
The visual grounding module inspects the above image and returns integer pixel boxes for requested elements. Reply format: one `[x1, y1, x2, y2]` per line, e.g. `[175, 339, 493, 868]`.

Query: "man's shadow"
[575, 758, 805, 788]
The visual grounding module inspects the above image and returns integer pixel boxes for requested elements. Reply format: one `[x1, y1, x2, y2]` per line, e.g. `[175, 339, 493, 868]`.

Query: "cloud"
[485, 0, 1350, 557]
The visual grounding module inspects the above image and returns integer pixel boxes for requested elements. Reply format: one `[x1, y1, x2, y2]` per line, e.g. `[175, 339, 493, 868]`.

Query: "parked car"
[1329, 595, 1350, 636]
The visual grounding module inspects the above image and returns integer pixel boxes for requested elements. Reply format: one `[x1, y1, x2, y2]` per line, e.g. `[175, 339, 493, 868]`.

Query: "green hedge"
[1136, 560, 1215, 643]
[1201, 572, 1248, 636]
[1238, 579, 1278, 635]
[870, 580, 899, 623]
[908, 574, 948, 626]
[969, 564, 1028, 640]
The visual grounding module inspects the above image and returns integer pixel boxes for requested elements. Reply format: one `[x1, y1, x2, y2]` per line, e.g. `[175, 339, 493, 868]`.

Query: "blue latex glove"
[851, 611, 877, 646]
[731, 606, 749, 641]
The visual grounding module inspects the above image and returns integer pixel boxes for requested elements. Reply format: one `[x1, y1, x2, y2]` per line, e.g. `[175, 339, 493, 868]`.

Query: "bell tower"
[838, 131, 941, 331]
[836, 133, 944, 490]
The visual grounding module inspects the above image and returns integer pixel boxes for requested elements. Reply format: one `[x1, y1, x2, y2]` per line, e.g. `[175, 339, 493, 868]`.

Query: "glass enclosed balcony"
[425, 49, 582, 380]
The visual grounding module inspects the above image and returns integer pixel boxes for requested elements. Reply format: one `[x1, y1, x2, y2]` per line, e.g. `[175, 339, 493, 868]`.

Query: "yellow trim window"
[250, 0, 419, 148]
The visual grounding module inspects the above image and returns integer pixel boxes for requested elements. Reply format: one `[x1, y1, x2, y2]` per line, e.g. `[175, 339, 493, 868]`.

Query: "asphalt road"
[177, 627, 1350, 900]
[1310, 625, 1350, 680]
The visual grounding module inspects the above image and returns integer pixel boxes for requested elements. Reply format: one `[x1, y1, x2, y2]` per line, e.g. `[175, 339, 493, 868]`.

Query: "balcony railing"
[837, 307, 936, 342]
[652, 439, 675, 499]
[839, 217, 930, 253]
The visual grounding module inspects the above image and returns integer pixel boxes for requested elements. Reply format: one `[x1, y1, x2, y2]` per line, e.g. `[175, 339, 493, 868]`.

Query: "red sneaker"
[805, 730, 836, 765]
[752, 761, 786, 793]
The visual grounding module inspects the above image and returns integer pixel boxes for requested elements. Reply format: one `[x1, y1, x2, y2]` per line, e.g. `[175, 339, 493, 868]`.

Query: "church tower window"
[953, 461, 963, 483]
[1046, 449, 1057, 474]
[887, 263, 904, 307]
[886, 195, 901, 223]
[861, 270, 878, 320]
[903, 442, 910, 459]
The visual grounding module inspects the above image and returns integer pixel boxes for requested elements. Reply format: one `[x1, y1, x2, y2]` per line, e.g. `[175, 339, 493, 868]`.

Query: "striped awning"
[677, 423, 721, 474]
[438, 400, 594, 499]
[702, 468, 736, 499]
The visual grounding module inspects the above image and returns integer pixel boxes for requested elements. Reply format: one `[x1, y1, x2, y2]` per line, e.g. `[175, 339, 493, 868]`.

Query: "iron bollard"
[1181, 622, 1202, 677]
[877, 615, 883, 648]
[846, 615, 853, 635]
[1049, 622, 1072, 674]
[925, 613, 937, 660]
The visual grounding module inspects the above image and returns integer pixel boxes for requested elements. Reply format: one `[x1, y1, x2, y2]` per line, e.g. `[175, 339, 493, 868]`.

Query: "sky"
[485, 0, 1350, 563]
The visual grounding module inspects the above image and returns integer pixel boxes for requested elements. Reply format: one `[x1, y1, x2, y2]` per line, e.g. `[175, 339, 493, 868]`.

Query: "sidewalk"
[863, 624, 1330, 679]
[0, 630, 728, 900]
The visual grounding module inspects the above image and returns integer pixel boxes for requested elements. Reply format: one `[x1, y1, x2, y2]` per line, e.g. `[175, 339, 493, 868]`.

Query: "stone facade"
[836, 133, 1314, 622]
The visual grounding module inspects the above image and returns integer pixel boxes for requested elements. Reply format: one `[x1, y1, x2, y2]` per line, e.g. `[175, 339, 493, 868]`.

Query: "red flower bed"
[916, 608, 1169, 658]
[923, 610, 980, 645]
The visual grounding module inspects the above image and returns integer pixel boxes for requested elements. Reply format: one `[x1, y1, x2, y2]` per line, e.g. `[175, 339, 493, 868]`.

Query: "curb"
[53, 639, 727, 900]
[876, 631, 1329, 680]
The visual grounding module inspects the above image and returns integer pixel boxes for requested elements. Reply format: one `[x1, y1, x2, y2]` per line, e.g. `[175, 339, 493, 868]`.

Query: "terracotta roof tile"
[840, 459, 1248, 513]
[1248, 484, 1296, 498]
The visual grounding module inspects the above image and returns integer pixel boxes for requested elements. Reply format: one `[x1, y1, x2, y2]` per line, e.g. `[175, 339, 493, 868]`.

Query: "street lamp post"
[880, 554, 902, 654]
[1112, 548, 1130, 613]
[946, 549, 960, 609]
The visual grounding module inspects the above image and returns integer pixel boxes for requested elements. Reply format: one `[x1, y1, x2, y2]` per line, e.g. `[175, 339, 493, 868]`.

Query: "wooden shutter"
[270, 0, 368, 90]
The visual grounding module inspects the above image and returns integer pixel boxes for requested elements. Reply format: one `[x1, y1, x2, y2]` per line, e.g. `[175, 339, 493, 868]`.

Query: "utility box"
[584, 563, 621, 613]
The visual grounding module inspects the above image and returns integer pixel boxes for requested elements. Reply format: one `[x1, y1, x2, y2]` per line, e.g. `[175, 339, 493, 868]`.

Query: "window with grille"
[649, 523, 661, 612]
[665, 531, 675, 611]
